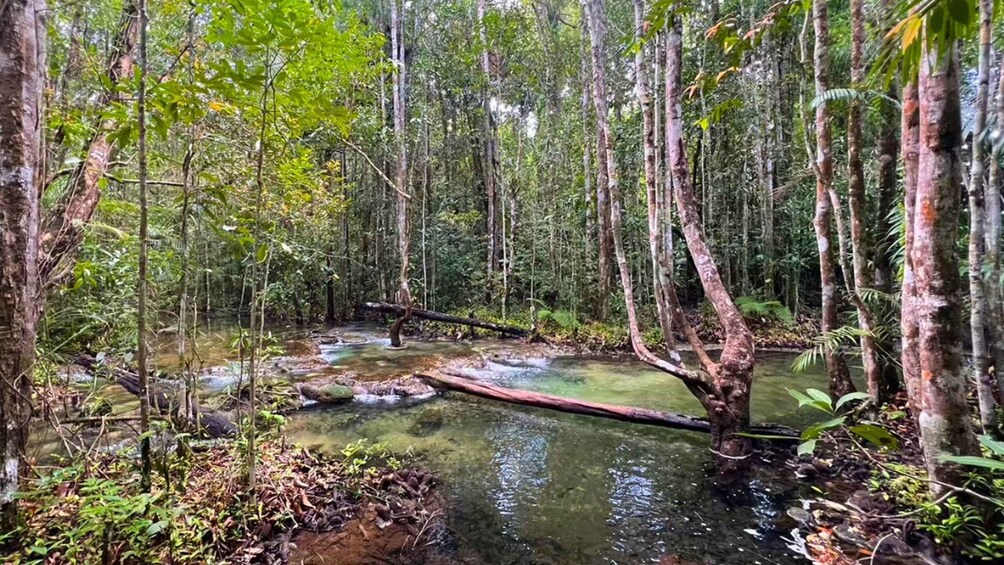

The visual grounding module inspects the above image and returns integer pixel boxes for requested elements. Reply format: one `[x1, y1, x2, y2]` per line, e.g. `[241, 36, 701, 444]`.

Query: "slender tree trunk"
[912, 39, 979, 491]
[812, 0, 855, 398]
[633, 0, 675, 357]
[969, 0, 996, 434]
[177, 8, 197, 428]
[901, 80, 922, 418]
[582, 15, 613, 321]
[135, 0, 153, 492]
[39, 3, 139, 287]
[989, 54, 1004, 399]
[847, 0, 882, 404]
[479, 0, 500, 294]
[388, 0, 412, 348]
[0, 0, 45, 530]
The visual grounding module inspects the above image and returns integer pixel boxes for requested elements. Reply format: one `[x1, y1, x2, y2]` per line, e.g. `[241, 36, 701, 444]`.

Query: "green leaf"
[788, 388, 815, 407]
[797, 440, 817, 456]
[979, 435, 1004, 457]
[803, 417, 846, 440]
[806, 388, 832, 406]
[941, 455, 1004, 471]
[947, 0, 972, 25]
[256, 244, 268, 263]
[850, 424, 899, 449]
[835, 392, 872, 410]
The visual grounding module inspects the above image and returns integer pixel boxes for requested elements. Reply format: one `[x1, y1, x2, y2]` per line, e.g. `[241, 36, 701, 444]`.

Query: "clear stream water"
[281, 327, 833, 564]
[45, 324, 831, 563]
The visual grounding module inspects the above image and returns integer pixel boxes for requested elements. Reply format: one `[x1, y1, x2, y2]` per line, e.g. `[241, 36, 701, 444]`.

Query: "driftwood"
[361, 302, 529, 337]
[417, 372, 800, 439]
[76, 355, 237, 438]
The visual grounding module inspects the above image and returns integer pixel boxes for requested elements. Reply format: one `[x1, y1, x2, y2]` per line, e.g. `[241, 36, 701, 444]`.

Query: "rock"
[832, 523, 868, 547]
[786, 507, 815, 527]
[297, 383, 354, 404]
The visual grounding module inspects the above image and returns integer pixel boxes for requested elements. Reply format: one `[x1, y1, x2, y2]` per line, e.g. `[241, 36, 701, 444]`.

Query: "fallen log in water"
[360, 302, 530, 337]
[76, 355, 237, 438]
[417, 372, 800, 439]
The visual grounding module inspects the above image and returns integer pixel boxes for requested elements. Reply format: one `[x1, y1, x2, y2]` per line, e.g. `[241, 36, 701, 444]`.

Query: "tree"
[910, 29, 979, 490]
[633, 0, 675, 357]
[135, 0, 153, 491]
[811, 0, 855, 398]
[479, 0, 501, 295]
[846, 0, 883, 404]
[664, 12, 756, 465]
[39, 1, 139, 287]
[968, 0, 996, 434]
[0, 0, 46, 530]
[389, 0, 412, 348]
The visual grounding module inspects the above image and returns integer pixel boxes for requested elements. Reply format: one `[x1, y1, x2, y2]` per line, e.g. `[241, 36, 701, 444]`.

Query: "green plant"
[788, 388, 898, 455]
[340, 439, 401, 477]
[735, 296, 794, 325]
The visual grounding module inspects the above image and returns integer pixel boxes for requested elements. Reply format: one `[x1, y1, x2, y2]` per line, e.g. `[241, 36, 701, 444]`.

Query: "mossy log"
[76, 355, 237, 438]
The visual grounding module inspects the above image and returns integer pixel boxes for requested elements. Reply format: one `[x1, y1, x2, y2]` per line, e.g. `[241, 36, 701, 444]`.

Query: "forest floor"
[3, 439, 443, 564]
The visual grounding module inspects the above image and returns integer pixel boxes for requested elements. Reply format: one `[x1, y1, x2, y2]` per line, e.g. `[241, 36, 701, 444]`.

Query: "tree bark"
[912, 39, 979, 491]
[39, 3, 139, 287]
[0, 0, 45, 531]
[135, 0, 153, 491]
[633, 0, 676, 359]
[479, 0, 501, 291]
[388, 0, 412, 348]
[989, 54, 1004, 399]
[969, 0, 996, 434]
[666, 14, 755, 465]
[812, 0, 855, 399]
[581, 14, 613, 321]
[846, 0, 883, 404]
[901, 80, 921, 419]
[419, 372, 799, 438]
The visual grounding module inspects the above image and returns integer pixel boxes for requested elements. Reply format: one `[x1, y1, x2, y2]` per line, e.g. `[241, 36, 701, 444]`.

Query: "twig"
[342, 139, 411, 200]
[869, 532, 895, 565]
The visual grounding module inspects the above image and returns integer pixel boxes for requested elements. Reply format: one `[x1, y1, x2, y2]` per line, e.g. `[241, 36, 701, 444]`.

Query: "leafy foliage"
[788, 388, 898, 455]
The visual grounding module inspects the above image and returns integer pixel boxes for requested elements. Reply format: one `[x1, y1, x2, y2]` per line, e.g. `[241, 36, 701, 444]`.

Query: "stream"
[282, 326, 829, 564]
[48, 324, 834, 563]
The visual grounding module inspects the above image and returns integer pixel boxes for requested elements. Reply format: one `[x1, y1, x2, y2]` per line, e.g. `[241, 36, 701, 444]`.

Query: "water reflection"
[288, 396, 806, 564]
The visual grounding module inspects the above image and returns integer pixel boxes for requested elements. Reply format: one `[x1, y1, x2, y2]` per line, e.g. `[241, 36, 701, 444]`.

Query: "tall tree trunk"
[969, 0, 996, 434]
[0, 0, 45, 530]
[177, 6, 197, 429]
[388, 0, 412, 348]
[847, 0, 883, 403]
[665, 13, 755, 465]
[479, 0, 500, 294]
[39, 3, 139, 287]
[912, 39, 979, 492]
[989, 54, 1004, 399]
[581, 15, 613, 321]
[901, 80, 922, 418]
[812, 0, 855, 398]
[135, 0, 153, 491]
[633, 0, 675, 357]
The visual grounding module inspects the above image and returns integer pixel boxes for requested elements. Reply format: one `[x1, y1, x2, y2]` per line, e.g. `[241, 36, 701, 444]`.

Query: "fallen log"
[361, 302, 529, 337]
[76, 355, 237, 438]
[417, 372, 800, 439]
